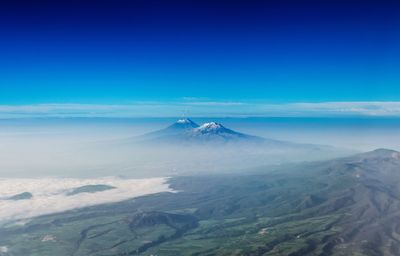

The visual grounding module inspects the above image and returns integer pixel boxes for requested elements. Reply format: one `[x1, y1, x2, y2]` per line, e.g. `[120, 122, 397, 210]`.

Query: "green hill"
[1, 149, 400, 255]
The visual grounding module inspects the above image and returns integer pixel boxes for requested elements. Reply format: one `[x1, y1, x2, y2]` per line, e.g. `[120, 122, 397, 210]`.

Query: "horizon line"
[1, 101, 400, 118]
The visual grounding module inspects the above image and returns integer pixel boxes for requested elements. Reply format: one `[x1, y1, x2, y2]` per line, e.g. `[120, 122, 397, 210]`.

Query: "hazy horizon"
[0, 116, 399, 178]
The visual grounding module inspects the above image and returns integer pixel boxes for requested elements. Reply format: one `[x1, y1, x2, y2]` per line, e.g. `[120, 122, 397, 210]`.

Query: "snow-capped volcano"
[137, 119, 263, 144]
[171, 118, 199, 129]
[137, 118, 199, 141]
[187, 121, 261, 142]
[194, 122, 226, 133]
[176, 118, 195, 124]
[191, 122, 247, 136]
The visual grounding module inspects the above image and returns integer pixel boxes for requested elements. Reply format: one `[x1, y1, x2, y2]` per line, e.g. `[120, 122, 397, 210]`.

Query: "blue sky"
[0, 0, 400, 117]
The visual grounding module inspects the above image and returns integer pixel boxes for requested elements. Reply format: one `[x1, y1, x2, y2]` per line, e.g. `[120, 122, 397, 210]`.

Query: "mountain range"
[2, 149, 400, 255]
[113, 118, 351, 175]
[136, 118, 264, 144]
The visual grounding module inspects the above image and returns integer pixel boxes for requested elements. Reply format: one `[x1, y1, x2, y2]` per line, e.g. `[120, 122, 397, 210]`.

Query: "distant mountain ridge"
[136, 118, 268, 144]
[112, 118, 353, 174]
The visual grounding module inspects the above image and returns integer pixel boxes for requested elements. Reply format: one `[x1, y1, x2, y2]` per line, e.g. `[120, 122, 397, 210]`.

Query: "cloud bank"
[1, 101, 400, 118]
[0, 177, 173, 223]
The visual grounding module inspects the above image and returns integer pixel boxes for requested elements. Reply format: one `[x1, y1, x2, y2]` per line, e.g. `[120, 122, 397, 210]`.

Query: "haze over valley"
[1, 0, 400, 254]
[1, 117, 399, 178]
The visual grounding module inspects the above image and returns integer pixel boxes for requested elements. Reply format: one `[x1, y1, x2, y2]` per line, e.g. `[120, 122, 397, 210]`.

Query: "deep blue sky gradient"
[1, 0, 400, 104]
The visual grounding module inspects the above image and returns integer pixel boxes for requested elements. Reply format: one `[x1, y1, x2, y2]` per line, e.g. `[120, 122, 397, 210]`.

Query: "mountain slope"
[137, 118, 200, 142]
[151, 148, 400, 255]
[2, 149, 400, 255]
[106, 119, 350, 177]
[315, 149, 400, 255]
[136, 119, 264, 144]
[184, 122, 264, 143]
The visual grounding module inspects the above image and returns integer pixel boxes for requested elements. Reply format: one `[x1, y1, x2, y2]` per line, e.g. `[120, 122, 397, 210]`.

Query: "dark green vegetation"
[66, 185, 116, 196]
[1, 149, 400, 255]
[6, 192, 33, 201]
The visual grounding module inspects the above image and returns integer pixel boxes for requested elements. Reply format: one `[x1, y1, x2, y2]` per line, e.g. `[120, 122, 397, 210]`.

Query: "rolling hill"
[1, 149, 400, 255]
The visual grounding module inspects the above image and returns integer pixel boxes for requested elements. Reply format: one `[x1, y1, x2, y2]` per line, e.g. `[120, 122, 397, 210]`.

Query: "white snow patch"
[176, 119, 191, 124]
[0, 246, 8, 253]
[199, 122, 222, 129]
[41, 235, 56, 242]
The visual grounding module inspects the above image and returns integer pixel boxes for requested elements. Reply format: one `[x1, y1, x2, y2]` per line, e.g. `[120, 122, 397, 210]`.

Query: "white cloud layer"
[0, 177, 173, 223]
[1, 101, 400, 118]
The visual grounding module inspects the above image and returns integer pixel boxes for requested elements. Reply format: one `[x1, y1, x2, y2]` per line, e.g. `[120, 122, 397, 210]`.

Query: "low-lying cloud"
[0, 177, 173, 223]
